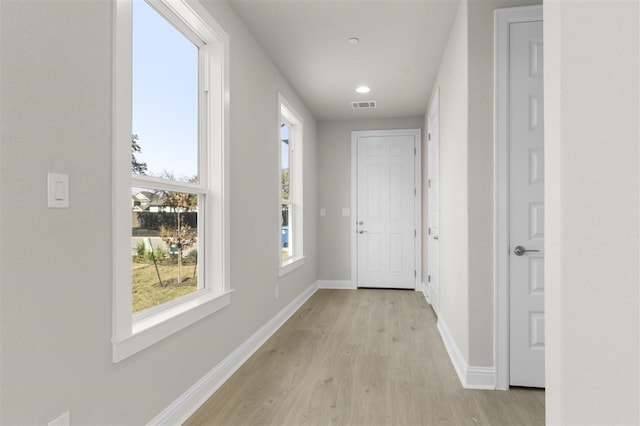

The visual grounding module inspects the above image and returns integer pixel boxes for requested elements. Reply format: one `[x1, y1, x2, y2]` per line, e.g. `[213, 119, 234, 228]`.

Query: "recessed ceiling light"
[356, 85, 370, 94]
[348, 37, 360, 45]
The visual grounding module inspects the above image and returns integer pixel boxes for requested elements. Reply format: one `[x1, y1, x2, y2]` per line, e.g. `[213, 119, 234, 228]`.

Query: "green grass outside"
[132, 260, 197, 313]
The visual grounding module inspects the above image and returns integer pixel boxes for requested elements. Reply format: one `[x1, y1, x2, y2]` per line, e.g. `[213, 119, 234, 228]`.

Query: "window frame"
[112, 0, 230, 363]
[277, 94, 305, 276]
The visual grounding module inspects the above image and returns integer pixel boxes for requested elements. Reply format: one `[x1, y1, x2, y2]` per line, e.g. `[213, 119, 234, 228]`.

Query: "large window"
[131, 0, 201, 313]
[113, 0, 230, 362]
[278, 95, 304, 275]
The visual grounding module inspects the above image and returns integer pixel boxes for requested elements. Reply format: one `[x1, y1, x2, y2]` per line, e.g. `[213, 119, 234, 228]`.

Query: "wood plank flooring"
[185, 289, 544, 425]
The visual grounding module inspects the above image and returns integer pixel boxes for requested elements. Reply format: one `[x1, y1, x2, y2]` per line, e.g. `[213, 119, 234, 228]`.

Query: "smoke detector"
[351, 100, 376, 109]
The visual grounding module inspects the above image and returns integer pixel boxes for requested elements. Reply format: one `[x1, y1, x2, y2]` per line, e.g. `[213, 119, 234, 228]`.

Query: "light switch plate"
[48, 173, 69, 208]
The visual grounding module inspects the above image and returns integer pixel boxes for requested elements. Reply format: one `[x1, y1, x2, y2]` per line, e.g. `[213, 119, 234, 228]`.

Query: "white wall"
[545, 1, 639, 423]
[317, 117, 424, 282]
[425, 0, 541, 370]
[431, 0, 640, 417]
[0, 0, 317, 424]
[425, 0, 470, 360]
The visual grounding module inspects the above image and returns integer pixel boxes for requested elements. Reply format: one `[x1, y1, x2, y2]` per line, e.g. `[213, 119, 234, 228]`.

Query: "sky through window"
[132, 0, 199, 181]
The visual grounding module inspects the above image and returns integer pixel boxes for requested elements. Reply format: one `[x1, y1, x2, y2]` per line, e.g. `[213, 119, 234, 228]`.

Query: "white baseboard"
[427, 285, 440, 317]
[437, 317, 496, 390]
[419, 281, 430, 303]
[148, 281, 319, 425]
[317, 280, 356, 289]
[466, 366, 496, 389]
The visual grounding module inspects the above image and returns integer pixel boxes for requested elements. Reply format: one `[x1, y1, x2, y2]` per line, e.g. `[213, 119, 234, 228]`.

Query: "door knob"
[513, 245, 540, 256]
[359, 230, 367, 234]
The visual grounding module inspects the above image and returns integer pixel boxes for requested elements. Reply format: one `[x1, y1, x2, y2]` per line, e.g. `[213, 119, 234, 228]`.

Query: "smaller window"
[278, 94, 304, 275]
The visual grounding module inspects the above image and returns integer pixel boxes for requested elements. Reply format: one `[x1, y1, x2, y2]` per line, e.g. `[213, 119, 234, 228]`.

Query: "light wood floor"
[185, 289, 544, 425]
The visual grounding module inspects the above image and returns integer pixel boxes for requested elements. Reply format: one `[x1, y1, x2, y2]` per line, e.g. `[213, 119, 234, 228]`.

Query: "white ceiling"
[228, 0, 461, 121]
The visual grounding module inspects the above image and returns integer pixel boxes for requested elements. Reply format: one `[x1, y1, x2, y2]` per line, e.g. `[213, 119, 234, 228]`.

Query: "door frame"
[494, 4, 543, 390]
[350, 129, 422, 290]
[427, 89, 440, 312]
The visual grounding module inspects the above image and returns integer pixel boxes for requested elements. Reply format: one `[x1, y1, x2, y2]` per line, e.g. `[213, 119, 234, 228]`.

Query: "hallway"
[186, 289, 544, 425]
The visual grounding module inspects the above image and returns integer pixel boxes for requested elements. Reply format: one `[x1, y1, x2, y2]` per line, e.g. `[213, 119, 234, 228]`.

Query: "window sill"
[279, 256, 306, 277]
[112, 289, 232, 363]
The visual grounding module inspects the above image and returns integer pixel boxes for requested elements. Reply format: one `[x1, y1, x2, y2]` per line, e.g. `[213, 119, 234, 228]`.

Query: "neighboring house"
[146, 193, 168, 213]
[131, 191, 152, 211]
[132, 191, 197, 213]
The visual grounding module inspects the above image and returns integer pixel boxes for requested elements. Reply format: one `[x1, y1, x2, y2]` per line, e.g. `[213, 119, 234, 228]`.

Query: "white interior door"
[427, 91, 440, 314]
[354, 130, 418, 289]
[509, 19, 545, 388]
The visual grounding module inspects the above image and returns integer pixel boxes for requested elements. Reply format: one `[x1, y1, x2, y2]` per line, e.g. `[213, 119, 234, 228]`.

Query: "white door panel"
[509, 19, 545, 388]
[427, 91, 440, 313]
[356, 133, 416, 289]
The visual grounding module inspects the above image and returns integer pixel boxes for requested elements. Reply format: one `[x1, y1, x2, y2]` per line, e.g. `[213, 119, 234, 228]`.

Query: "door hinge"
[428, 179, 431, 188]
[428, 274, 431, 283]
[414, 147, 417, 155]
[428, 227, 431, 235]
[414, 270, 417, 277]
[428, 133, 431, 141]
[414, 229, 417, 237]
[414, 188, 417, 196]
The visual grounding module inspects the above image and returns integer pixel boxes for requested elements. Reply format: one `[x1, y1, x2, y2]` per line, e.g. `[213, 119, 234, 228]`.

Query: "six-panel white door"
[356, 133, 416, 289]
[509, 19, 545, 388]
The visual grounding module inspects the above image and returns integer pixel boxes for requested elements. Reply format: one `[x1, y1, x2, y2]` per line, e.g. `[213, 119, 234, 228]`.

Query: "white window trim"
[277, 93, 304, 276]
[112, 0, 230, 363]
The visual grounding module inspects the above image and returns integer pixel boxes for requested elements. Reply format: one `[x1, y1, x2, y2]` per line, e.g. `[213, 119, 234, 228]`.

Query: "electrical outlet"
[48, 411, 70, 426]
[275, 285, 279, 299]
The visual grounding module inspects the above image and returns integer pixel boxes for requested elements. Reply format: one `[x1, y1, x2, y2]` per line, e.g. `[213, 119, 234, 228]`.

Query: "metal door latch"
[513, 245, 540, 256]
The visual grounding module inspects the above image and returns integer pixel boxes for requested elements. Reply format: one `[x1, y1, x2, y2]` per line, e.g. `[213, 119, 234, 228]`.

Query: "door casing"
[494, 4, 544, 390]
[427, 90, 440, 313]
[351, 129, 422, 290]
